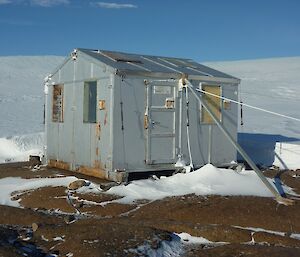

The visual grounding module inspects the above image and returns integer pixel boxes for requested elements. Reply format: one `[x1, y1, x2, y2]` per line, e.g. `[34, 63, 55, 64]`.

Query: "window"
[201, 85, 221, 124]
[52, 84, 64, 122]
[83, 81, 97, 123]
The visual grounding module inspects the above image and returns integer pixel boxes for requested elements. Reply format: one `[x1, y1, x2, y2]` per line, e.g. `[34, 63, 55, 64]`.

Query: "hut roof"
[78, 48, 238, 81]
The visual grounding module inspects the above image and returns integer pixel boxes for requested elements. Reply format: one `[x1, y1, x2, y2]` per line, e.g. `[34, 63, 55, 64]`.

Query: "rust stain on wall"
[104, 112, 108, 126]
[48, 160, 127, 182]
[95, 122, 101, 140]
[144, 114, 148, 129]
[48, 159, 70, 171]
[77, 165, 108, 180]
[94, 160, 103, 169]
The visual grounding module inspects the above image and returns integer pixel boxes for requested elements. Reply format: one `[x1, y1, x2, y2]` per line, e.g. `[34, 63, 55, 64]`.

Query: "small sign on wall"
[154, 85, 171, 95]
[165, 98, 175, 108]
[99, 100, 106, 110]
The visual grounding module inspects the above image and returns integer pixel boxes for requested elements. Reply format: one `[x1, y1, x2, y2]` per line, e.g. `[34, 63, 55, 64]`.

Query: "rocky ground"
[0, 162, 300, 257]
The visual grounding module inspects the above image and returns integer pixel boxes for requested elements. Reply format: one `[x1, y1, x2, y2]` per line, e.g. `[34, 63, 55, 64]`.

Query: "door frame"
[145, 80, 177, 165]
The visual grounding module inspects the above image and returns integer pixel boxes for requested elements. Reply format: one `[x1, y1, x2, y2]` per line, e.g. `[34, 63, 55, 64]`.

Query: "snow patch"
[129, 232, 226, 256]
[233, 225, 286, 237]
[129, 234, 183, 257]
[53, 236, 65, 241]
[75, 181, 102, 194]
[291, 234, 300, 240]
[176, 232, 216, 244]
[233, 225, 300, 242]
[106, 164, 295, 204]
[0, 176, 78, 207]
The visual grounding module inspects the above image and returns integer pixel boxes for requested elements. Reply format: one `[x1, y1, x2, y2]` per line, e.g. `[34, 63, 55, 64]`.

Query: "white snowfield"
[0, 56, 64, 138]
[206, 57, 300, 170]
[273, 141, 300, 170]
[0, 56, 299, 168]
[205, 57, 300, 139]
[0, 133, 44, 163]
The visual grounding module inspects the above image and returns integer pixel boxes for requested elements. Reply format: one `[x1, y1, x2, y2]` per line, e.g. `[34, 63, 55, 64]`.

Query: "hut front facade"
[45, 49, 240, 181]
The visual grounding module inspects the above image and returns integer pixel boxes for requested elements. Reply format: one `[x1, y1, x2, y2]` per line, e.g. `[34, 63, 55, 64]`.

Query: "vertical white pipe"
[208, 125, 212, 164]
[71, 61, 76, 170]
[43, 81, 49, 165]
[185, 86, 193, 171]
[178, 89, 183, 158]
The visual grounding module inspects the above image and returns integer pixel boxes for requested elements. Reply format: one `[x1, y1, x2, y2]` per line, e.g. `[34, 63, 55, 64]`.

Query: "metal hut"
[45, 49, 240, 182]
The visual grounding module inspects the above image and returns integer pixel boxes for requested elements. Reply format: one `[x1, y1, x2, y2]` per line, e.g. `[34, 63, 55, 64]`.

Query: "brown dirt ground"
[0, 162, 300, 256]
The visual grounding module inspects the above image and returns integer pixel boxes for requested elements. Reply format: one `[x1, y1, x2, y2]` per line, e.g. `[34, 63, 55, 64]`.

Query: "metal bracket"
[71, 49, 78, 61]
[115, 70, 127, 80]
[178, 74, 188, 91]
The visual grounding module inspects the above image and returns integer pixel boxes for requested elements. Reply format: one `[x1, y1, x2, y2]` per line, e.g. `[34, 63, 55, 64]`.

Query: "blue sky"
[0, 0, 299, 61]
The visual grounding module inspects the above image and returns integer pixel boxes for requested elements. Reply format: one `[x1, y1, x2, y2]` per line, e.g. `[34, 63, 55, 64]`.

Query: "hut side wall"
[188, 80, 238, 166]
[112, 76, 152, 171]
[111, 76, 238, 172]
[46, 52, 114, 175]
[178, 80, 238, 167]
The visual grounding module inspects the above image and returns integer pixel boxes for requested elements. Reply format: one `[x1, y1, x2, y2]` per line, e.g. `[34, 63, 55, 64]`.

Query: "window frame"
[52, 84, 64, 123]
[199, 83, 222, 124]
[83, 80, 98, 123]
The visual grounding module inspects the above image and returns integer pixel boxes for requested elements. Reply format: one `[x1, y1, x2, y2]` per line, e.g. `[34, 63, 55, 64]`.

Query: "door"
[145, 81, 177, 164]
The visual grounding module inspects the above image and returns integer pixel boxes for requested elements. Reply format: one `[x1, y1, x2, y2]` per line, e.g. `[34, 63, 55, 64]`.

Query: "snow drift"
[0, 133, 44, 164]
[106, 164, 296, 204]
